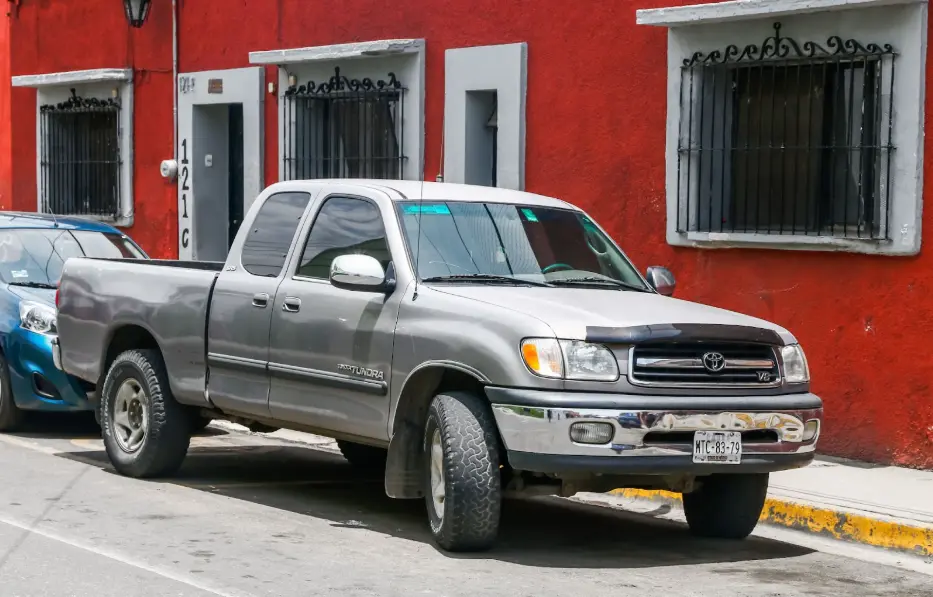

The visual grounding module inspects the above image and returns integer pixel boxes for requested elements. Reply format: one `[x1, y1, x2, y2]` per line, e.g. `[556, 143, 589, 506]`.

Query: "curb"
[609, 488, 933, 558]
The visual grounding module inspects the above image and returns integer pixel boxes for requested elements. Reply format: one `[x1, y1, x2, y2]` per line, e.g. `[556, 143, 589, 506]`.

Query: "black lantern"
[123, 0, 152, 28]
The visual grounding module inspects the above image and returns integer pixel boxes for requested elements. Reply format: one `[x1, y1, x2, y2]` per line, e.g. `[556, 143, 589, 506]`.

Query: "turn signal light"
[570, 422, 614, 445]
[803, 419, 820, 441]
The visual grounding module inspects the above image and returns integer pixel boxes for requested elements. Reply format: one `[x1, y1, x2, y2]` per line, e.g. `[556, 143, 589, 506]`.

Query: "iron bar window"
[283, 67, 406, 181]
[39, 88, 122, 218]
[677, 22, 896, 240]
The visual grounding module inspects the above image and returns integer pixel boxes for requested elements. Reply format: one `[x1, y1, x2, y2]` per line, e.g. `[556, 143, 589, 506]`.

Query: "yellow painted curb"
[609, 488, 933, 557]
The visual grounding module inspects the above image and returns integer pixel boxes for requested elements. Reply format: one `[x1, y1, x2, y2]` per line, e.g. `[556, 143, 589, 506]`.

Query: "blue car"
[0, 212, 147, 431]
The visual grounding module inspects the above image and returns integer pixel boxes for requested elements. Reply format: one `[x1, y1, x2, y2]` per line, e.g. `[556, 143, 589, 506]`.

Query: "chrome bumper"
[489, 390, 823, 475]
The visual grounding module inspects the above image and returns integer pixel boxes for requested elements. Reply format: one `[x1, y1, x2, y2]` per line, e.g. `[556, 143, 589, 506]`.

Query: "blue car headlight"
[20, 301, 57, 335]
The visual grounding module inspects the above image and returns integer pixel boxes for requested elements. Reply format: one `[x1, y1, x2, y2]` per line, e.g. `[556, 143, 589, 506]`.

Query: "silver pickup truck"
[55, 179, 823, 552]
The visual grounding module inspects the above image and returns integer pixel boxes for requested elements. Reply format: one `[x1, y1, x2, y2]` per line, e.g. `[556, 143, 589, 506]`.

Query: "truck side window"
[296, 196, 390, 279]
[240, 192, 312, 277]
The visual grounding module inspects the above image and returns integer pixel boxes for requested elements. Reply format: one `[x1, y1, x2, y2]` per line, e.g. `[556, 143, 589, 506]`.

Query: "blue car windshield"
[395, 201, 649, 289]
[0, 228, 144, 287]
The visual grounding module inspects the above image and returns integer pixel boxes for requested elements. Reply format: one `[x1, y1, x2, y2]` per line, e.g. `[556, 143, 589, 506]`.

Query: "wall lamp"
[123, 0, 152, 28]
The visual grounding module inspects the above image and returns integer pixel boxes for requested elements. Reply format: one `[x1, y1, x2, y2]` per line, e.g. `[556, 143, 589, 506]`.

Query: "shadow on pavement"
[10, 413, 229, 440]
[49, 437, 816, 570]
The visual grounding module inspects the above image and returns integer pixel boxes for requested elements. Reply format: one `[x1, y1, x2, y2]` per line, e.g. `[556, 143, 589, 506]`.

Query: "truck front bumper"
[485, 387, 823, 476]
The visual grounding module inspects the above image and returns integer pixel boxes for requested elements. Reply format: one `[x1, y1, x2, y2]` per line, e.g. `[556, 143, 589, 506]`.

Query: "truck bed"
[56, 257, 221, 406]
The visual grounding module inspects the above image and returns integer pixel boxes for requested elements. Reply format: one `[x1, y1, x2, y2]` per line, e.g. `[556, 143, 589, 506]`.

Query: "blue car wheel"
[0, 352, 24, 431]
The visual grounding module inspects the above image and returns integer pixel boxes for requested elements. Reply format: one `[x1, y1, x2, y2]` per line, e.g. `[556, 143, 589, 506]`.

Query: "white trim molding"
[249, 39, 424, 66]
[443, 43, 528, 191]
[638, 0, 928, 255]
[12, 68, 132, 88]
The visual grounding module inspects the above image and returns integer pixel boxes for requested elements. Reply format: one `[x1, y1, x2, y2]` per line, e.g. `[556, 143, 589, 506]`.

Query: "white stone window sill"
[636, 0, 927, 27]
[12, 68, 132, 88]
[673, 231, 905, 254]
[249, 39, 424, 66]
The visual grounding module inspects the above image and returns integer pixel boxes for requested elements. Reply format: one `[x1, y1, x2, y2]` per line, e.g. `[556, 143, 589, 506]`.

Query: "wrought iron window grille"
[39, 88, 123, 219]
[677, 22, 896, 240]
[282, 67, 406, 181]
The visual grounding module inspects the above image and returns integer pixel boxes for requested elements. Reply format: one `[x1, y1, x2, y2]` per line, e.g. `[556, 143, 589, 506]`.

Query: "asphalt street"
[0, 415, 930, 597]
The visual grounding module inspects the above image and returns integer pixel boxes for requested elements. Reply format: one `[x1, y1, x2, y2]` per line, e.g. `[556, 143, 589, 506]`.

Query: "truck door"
[267, 189, 403, 440]
[206, 190, 314, 418]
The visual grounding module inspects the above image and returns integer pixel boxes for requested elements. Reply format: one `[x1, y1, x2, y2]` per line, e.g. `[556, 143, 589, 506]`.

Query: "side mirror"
[330, 254, 392, 293]
[645, 266, 676, 296]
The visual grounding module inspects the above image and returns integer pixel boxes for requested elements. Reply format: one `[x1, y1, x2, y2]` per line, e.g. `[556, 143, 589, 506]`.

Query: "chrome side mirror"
[329, 254, 390, 292]
[645, 266, 676, 296]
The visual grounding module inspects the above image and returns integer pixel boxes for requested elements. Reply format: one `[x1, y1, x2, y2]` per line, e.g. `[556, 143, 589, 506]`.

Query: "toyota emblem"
[702, 351, 726, 373]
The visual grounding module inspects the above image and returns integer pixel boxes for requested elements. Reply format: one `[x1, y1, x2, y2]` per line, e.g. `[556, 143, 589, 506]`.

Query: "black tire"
[423, 392, 501, 552]
[337, 440, 387, 470]
[0, 353, 24, 432]
[683, 473, 769, 539]
[100, 349, 191, 478]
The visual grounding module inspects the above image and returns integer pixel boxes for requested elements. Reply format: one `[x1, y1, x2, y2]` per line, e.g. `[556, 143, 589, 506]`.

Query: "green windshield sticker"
[403, 204, 451, 215]
[521, 208, 539, 222]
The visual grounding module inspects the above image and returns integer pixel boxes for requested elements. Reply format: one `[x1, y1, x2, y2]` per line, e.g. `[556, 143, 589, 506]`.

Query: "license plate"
[692, 431, 742, 464]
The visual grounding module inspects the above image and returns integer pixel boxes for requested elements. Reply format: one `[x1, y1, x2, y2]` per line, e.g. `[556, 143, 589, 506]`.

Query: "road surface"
[0, 415, 930, 597]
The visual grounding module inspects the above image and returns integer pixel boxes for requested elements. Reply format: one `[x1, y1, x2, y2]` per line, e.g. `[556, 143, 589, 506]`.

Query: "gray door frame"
[177, 67, 264, 260]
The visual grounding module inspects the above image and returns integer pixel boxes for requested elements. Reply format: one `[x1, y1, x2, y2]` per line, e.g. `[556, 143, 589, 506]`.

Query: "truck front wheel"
[100, 349, 191, 478]
[423, 392, 502, 552]
[683, 473, 769, 539]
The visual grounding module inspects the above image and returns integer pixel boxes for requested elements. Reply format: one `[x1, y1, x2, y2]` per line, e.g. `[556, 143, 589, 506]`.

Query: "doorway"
[227, 104, 244, 248]
[176, 66, 264, 261]
[191, 103, 245, 262]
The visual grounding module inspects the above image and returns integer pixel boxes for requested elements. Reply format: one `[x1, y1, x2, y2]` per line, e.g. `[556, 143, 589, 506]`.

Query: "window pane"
[241, 192, 312, 277]
[0, 229, 142, 286]
[298, 197, 390, 279]
[71, 231, 145, 259]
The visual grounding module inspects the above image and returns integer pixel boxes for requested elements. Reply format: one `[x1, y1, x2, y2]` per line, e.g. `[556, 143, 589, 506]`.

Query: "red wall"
[8, 0, 933, 468]
[0, 8, 10, 210]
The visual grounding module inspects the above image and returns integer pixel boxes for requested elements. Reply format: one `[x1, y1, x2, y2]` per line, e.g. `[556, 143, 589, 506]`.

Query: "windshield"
[0, 228, 145, 286]
[395, 201, 649, 289]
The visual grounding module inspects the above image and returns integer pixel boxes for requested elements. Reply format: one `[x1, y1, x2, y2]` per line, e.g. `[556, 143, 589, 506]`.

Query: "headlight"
[781, 344, 810, 383]
[20, 301, 57, 335]
[521, 338, 619, 381]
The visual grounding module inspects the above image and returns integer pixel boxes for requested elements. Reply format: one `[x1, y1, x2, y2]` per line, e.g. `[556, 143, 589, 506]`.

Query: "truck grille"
[628, 342, 781, 388]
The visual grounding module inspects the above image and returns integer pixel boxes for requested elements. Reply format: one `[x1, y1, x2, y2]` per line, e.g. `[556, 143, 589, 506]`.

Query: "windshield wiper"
[422, 274, 551, 287]
[7, 281, 57, 289]
[547, 277, 650, 292]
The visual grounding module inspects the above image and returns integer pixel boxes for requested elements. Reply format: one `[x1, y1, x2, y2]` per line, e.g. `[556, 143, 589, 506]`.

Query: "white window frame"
[12, 68, 134, 227]
[443, 42, 528, 191]
[637, 0, 927, 255]
[249, 39, 425, 183]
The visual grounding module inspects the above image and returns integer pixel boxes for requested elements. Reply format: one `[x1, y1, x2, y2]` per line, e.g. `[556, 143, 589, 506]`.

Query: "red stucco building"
[1, 0, 931, 468]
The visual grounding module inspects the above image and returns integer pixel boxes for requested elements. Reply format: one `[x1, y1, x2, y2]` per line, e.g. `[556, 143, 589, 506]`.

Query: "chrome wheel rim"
[112, 379, 149, 453]
[430, 428, 445, 520]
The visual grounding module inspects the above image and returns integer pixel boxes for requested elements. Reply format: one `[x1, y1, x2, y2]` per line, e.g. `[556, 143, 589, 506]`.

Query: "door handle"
[252, 293, 269, 308]
[282, 297, 301, 313]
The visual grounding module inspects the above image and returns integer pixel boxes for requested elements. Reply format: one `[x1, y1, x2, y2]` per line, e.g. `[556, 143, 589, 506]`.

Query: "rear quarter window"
[240, 192, 312, 277]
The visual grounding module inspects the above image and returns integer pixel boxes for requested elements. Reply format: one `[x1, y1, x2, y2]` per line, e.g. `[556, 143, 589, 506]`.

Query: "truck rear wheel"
[100, 349, 190, 478]
[337, 440, 387, 470]
[683, 473, 769, 539]
[423, 392, 501, 552]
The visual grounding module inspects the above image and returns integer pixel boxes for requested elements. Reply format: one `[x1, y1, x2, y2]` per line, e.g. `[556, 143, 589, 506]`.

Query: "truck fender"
[384, 361, 490, 499]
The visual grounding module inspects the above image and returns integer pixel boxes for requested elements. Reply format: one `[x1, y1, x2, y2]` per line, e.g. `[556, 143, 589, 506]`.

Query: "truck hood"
[432, 286, 797, 344]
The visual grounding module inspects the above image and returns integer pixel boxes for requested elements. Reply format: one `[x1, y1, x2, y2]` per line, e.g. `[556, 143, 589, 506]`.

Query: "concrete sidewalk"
[214, 422, 933, 558]
[611, 456, 933, 558]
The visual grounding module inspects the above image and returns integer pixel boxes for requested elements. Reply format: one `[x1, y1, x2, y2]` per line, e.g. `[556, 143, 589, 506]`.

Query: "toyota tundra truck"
[54, 179, 823, 552]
